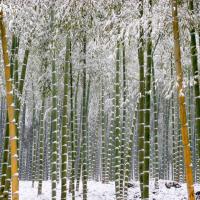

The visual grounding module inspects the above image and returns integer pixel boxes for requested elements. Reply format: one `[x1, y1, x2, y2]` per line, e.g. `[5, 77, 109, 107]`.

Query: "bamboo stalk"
[0, 10, 19, 200]
[171, 1, 195, 199]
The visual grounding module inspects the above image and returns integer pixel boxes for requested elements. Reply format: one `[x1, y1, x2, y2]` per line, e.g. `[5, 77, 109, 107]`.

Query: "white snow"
[19, 180, 200, 200]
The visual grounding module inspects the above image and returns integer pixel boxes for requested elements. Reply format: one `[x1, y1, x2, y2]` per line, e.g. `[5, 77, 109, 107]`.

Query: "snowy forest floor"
[20, 180, 200, 200]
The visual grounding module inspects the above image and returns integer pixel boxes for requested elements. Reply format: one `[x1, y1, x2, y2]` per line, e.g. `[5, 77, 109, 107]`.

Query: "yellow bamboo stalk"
[171, 1, 195, 200]
[0, 10, 19, 200]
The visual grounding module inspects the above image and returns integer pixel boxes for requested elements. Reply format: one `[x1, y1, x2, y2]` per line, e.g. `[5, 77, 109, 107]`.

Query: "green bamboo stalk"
[10, 34, 17, 80]
[119, 40, 126, 199]
[114, 39, 121, 200]
[171, 65, 177, 181]
[13, 36, 19, 92]
[86, 77, 91, 177]
[188, 0, 200, 183]
[92, 102, 101, 182]
[101, 81, 106, 183]
[60, 36, 70, 200]
[38, 98, 45, 195]
[0, 114, 9, 198]
[152, 58, 159, 188]
[82, 34, 88, 200]
[138, 0, 145, 198]
[75, 100, 83, 192]
[74, 74, 79, 163]
[143, 0, 152, 197]
[105, 96, 115, 183]
[51, 36, 58, 200]
[69, 40, 75, 200]
[32, 106, 39, 187]
[2, 152, 11, 200]
[124, 102, 139, 199]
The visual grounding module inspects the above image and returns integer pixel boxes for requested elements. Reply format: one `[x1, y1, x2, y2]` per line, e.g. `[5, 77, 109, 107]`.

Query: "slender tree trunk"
[51, 34, 58, 200]
[152, 59, 159, 188]
[101, 82, 106, 183]
[13, 37, 19, 92]
[38, 98, 45, 195]
[124, 102, 139, 199]
[75, 98, 83, 191]
[114, 38, 121, 200]
[85, 77, 91, 178]
[119, 40, 126, 199]
[74, 74, 79, 172]
[10, 34, 17, 80]
[32, 106, 39, 187]
[0, 114, 9, 198]
[143, 0, 152, 198]
[82, 35, 88, 200]
[2, 152, 11, 200]
[105, 96, 115, 183]
[138, 0, 145, 198]
[60, 36, 70, 200]
[0, 10, 19, 200]
[69, 40, 75, 200]
[171, 1, 195, 199]
[171, 65, 176, 181]
[188, 0, 200, 183]
[174, 100, 179, 182]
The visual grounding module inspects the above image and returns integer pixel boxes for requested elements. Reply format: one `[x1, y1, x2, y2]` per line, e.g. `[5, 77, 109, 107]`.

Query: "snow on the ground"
[20, 180, 200, 200]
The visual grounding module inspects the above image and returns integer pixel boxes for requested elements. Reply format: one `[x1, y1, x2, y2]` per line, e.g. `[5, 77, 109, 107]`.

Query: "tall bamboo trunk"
[105, 96, 115, 183]
[60, 36, 70, 200]
[51, 43, 58, 200]
[119, 40, 126, 199]
[82, 34, 88, 200]
[114, 39, 121, 200]
[171, 1, 195, 199]
[124, 101, 139, 199]
[143, 0, 152, 197]
[85, 77, 91, 177]
[69, 40, 75, 200]
[171, 65, 176, 181]
[3, 152, 11, 200]
[0, 10, 19, 200]
[74, 74, 79, 178]
[38, 98, 45, 195]
[152, 59, 159, 188]
[101, 82, 106, 183]
[188, 0, 200, 183]
[31, 103, 38, 187]
[138, 0, 145, 198]
[0, 114, 9, 197]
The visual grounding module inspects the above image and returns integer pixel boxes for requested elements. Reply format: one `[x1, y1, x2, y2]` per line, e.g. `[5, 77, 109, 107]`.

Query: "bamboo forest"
[0, 0, 200, 199]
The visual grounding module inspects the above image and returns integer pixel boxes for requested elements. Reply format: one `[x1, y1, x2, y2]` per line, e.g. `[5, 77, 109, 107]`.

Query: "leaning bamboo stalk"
[171, 1, 194, 199]
[0, 10, 19, 200]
